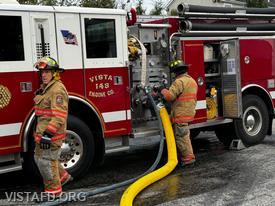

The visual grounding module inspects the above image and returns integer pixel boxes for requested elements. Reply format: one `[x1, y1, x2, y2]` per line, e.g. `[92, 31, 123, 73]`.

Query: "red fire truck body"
[0, 4, 131, 176]
[181, 37, 274, 123]
[137, 6, 275, 148]
[0, 3, 275, 177]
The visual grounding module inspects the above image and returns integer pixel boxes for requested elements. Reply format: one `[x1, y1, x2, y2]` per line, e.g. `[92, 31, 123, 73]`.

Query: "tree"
[18, 0, 58, 5]
[18, 0, 37, 4]
[115, 0, 125, 9]
[81, 0, 115, 8]
[136, 0, 146, 15]
[150, 0, 164, 15]
[60, 0, 80, 6]
[18, 0, 116, 7]
[246, 0, 268, 8]
[18, 0, 79, 6]
[169, 8, 178, 16]
[42, 0, 58, 5]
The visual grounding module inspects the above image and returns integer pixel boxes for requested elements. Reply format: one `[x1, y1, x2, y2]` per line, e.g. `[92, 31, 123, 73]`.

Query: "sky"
[142, 0, 154, 13]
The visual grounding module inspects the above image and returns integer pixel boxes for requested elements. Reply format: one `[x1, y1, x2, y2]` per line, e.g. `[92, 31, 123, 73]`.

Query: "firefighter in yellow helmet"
[161, 60, 198, 167]
[33, 57, 72, 200]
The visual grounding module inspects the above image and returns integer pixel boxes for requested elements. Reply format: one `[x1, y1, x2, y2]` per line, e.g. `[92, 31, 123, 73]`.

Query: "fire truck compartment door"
[30, 12, 57, 62]
[220, 39, 242, 118]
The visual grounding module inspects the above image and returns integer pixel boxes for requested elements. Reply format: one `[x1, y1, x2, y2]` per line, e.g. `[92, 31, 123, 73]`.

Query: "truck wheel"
[234, 95, 269, 146]
[60, 115, 95, 178]
[22, 117, 42, 181]
[215, 123, 235, 148]
[22, 132, 41, 181]
[23, 115, 95, 180]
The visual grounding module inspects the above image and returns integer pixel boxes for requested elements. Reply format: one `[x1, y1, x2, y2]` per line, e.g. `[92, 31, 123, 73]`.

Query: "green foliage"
[246, 0, 268, 8]
[18, 0, 58, 5]
[18, 0, 36, 5]
[81, 0, 115, 8]
[169, 8, 178, 16]
[150, 0, 164, 15]
[136, 0, 146, 15]
[61, 0, 79, 6]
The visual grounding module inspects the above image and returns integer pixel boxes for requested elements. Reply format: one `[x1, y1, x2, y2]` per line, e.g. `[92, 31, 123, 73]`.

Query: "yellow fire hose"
[120, 105, 178, 206]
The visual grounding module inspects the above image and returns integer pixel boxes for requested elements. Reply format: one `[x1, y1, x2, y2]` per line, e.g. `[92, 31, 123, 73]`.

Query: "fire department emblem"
[0, 85, 11, 109]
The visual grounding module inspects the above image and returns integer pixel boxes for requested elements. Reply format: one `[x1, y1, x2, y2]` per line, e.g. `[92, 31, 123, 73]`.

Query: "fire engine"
[0, 2, 275, 178]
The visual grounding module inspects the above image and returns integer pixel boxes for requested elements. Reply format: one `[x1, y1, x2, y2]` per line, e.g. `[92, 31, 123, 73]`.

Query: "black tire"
[22, 118, 42, 182]
[63, 115, 95, 178]
[190, 130, 200, 139]
[22, 135, 42, 182]
[234, 95, 269, 146]
[215, 123, 236, 148]
[23, 115, 95, 180]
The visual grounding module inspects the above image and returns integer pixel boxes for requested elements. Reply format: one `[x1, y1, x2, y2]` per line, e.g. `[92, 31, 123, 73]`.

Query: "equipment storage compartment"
[204, 43, 220, 77]
[205, 78, 223, 120]
[204, 42, 223, 119]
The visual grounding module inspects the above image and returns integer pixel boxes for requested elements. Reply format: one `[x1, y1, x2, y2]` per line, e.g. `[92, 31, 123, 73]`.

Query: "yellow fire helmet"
[34, 57, 63, 72]
[34, 57, 64, 80]
[169, 60, 189, 74]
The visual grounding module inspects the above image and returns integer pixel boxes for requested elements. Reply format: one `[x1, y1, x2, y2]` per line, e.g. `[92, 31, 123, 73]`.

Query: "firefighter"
[33, 57, 72, 199]
[161, 60, 198, 166]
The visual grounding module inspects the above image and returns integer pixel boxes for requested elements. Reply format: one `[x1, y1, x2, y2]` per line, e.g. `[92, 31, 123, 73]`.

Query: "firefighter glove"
[159, 85, 166, 92]
[153, 84, 165, 93]
[40, 131, 53, 150]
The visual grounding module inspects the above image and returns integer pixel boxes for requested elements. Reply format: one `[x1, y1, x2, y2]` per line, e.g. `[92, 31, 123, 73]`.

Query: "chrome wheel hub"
[243, 106, 262, 136]
[59, 130, 83, 170]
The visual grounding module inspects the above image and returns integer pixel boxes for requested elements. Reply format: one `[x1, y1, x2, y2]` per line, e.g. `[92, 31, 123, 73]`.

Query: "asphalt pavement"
[79, 129, 275, 206]
[2, 125, 275, 205]
[64, 128, 275, 206]
[157, 136, 275, 206]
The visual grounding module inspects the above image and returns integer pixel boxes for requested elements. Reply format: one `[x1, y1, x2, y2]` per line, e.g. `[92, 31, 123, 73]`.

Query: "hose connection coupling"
[157, 102, 165, 110]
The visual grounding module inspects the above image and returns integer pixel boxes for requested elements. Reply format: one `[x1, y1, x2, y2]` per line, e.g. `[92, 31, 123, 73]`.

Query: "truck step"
[105, 146, 130, 154]
[0, 153, 22, 174]
[0, 163, 22, 174]
[132, 128, 160, 138]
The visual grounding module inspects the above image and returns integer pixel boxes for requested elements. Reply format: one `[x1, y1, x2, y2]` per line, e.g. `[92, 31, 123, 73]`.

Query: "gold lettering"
[104, 83, 109, 89]
[89, 91, 106, 97]
[107, 89, 114, 96]
[107, 75, 112, 81]
[95, 83, 110, 90]
[89, 74, 113, 83]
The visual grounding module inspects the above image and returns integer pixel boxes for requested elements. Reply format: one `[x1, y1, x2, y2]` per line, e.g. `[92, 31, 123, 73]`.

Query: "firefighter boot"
[59, 164, 73, 187]
[179, 154, 196, 168]
[61, 174, 73, 186]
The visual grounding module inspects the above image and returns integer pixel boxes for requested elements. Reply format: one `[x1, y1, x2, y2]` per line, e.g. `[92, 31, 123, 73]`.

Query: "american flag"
[61, 30, 78, 45]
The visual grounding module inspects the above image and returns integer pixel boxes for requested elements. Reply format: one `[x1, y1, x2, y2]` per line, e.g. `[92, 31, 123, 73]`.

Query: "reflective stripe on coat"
[161, 74, 198, 123]
[33, 80, 68, 142]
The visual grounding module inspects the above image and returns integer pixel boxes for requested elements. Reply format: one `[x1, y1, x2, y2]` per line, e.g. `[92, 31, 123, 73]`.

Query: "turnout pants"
[173, 123, 195, 162]
[34, 140, 69, 195]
